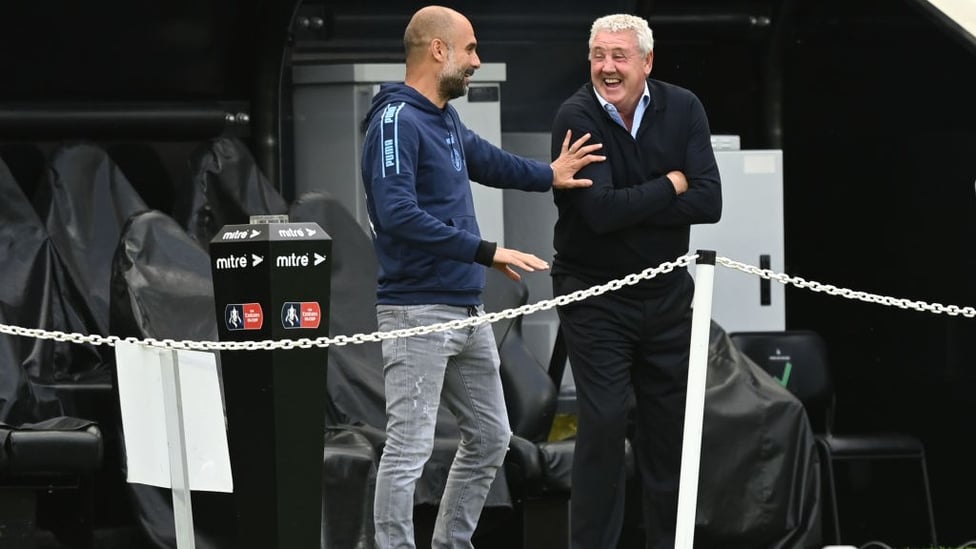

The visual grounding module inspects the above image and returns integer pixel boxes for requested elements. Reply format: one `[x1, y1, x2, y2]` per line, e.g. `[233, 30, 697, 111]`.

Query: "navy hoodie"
[361, 83, 553, 306]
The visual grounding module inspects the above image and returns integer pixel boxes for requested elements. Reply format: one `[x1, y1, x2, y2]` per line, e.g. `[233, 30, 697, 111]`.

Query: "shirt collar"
[594, 83, 651, 138]
[593, 82, 651, 117]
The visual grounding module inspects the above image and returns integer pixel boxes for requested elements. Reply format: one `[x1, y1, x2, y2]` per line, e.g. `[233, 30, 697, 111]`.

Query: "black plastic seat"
[1, 417, 102, 478]
[729, 329, 937, 546]
[0, 417, 103, 549]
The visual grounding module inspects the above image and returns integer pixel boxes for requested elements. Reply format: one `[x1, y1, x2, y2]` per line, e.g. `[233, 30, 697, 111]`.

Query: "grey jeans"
[373, 304, 512, 549]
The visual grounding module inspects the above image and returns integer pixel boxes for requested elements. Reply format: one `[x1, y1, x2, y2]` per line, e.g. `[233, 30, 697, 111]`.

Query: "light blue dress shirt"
[594, 82, 651, 139]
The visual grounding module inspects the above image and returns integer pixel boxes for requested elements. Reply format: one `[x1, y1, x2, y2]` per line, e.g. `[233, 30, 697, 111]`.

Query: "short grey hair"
[589, 14, 654, 56]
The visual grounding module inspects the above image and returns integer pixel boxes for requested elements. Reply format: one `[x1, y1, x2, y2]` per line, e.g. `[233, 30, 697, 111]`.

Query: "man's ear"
[430, 38, 447, 62]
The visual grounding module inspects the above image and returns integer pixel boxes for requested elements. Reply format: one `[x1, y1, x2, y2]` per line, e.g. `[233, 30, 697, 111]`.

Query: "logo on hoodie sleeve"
[380, 102, 406, 177]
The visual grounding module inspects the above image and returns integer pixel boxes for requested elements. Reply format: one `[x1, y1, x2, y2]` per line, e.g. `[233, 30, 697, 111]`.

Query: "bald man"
[360, 6, 604, 548]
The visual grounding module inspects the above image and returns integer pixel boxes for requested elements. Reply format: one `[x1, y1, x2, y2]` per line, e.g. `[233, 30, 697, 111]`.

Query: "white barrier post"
[160, 348, 196, 549]
[674, 250, 716, 549]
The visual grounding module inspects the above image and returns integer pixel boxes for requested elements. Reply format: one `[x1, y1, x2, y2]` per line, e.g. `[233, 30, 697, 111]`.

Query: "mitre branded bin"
[210, 222, 332, 549]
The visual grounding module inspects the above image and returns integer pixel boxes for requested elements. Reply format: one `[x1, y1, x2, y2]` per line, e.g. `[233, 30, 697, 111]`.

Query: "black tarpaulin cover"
[173, 137, 288, 251]
[32, 142, 150, 337]
[111, 210, 218, 343]
[0, 155, 106, 424]
[698, 322, 822, 548]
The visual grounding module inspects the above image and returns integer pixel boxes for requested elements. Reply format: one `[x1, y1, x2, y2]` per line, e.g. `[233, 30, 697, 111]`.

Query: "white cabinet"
[689, 149, 785, 332]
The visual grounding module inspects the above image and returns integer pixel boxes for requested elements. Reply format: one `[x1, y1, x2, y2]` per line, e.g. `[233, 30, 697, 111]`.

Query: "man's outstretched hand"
[550, 130, 605, 189]
[492, 246, 549, 281]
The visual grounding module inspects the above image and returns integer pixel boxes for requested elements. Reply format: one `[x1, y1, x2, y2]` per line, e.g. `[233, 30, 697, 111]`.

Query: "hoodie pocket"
[445, 215, 479, 237]
[437, 215, 483, 290]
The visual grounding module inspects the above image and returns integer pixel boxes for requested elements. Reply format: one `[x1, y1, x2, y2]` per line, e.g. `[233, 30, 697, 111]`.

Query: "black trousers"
[554, 272, 694, 549]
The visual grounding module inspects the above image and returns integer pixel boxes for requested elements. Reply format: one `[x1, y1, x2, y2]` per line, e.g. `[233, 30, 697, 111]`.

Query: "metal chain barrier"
[1, 253, 973, 352]
[716, 256, 976, 319]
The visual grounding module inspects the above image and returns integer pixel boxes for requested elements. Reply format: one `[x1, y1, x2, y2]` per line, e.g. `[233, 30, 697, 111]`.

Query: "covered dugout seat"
[32, 142, 150, 339]
[0, 153, 107, 422]
[696, 323, 823, 548]
[0, 155, 106, 549]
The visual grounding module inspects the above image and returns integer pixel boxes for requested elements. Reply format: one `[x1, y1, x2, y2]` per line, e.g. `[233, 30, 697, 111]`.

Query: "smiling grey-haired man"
[549, 12, 722, 549]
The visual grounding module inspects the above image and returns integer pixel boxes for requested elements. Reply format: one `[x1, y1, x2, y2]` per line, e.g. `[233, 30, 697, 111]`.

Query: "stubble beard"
[438, 58, 468, 101]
